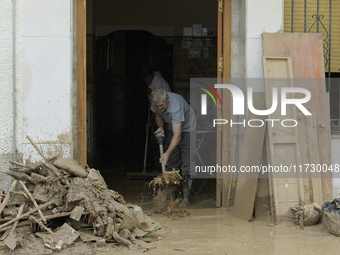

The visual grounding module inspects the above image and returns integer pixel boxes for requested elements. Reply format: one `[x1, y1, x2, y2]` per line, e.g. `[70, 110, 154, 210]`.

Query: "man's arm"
[160, 122, 182, 166]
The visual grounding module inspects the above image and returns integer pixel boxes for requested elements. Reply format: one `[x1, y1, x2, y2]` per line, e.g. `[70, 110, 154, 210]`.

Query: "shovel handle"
[159, 144, 166, 173]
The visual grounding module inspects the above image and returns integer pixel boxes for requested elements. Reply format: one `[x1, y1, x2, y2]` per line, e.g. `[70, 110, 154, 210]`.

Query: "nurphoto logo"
[198, 84, 312, 128]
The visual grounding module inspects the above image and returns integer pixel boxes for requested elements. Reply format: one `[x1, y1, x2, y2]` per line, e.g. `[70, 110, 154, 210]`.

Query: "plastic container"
[132, 206, 147, 229]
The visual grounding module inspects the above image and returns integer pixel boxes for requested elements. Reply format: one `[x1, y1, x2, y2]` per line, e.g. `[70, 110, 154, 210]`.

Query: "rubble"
[0, 136, 160, 252]
[291, 203, 322, 229]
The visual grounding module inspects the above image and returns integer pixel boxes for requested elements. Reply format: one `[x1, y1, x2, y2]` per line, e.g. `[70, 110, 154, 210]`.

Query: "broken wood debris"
[0, 137, 160, 252]
[3, 203, 24, 250]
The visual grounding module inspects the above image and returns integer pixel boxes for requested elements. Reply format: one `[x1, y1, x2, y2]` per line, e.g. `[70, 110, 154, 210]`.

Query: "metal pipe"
[12, 0, 17, 161]
[328, 0, 332, 92]
[304, 0, 307, 32]
[291, 0, 294, 32]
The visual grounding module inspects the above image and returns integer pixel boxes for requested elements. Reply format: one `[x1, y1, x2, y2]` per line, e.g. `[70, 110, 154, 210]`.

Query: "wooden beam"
[221, 0, 231, 208]
[216, 0, 223, 208]
[216, 0, 232, 208]
[232, 93, 266, 221]
[77, 0, 87, 165]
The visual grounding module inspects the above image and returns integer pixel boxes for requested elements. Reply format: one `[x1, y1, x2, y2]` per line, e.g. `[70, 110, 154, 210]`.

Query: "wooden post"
[216, 0, 231, 208]
[216, 0, 223, 208]
[77, 0, 87, 165]
[216, 0, 232, 208]
[221, 0, 232, 209]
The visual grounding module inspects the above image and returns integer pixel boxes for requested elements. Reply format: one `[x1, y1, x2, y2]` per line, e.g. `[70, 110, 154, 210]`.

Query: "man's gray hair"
[151, 88, 168, 103]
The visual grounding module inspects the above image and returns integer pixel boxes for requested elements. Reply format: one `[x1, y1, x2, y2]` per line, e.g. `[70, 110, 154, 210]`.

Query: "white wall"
[22, 0, 73, 163]
[0, 0, 23, 191]
[0, 0, 74, 191]
[245, 0, 284, 89]
[230, 0, 284, 176]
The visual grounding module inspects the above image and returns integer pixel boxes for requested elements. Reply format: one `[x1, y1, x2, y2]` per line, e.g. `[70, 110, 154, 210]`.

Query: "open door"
[216, 0, 231, 208]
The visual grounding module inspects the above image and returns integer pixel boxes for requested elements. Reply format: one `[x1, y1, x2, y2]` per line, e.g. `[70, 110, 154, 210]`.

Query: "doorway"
[81, 0, 219, 205]
[93, 30, 173, 172]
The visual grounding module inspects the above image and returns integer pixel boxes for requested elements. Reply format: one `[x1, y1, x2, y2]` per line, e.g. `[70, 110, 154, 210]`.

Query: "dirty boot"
[180, 175, 193, 208]
[165, 184, 177, 202]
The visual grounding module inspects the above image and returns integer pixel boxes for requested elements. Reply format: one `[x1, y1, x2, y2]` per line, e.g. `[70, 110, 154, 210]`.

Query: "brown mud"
[3, 173, 340, 255]
[148, 169, 182, 188]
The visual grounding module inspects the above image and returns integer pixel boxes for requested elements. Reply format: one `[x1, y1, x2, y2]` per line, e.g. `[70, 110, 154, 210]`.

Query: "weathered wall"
[0, 0, 23, 191]
[245, 0, 284, 83]
[229, 0, 284, 182]
[0, 0, 74, 191]
[227, 0, 284, 205]
[21, 0, 74, 163]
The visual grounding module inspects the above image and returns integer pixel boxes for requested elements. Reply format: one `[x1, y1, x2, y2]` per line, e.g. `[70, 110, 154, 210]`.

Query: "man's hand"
[154, 126, 164, 138]
[160, 151, 169, 166]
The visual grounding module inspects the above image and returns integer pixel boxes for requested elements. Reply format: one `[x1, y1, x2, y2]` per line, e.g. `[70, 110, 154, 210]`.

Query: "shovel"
[156, 136, 166, 173]
[148, 134, 182, 186]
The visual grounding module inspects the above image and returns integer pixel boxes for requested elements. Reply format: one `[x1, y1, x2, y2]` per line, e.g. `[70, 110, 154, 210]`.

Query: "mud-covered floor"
[94, 171, 340, 254]
[6, 171, 340, 255]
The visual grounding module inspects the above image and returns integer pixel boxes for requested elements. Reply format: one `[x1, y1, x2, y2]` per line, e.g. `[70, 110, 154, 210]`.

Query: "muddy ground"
[4, 172, 340, 255]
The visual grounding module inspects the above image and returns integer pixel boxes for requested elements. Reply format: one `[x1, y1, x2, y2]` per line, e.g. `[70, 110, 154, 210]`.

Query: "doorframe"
[216, 0, 231, 208]
[76, 0, 232, 196]
[77, 0, 87, 164]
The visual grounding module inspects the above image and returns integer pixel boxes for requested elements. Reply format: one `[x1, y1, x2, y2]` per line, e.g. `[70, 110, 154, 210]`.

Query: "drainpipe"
[12, 0, 17, 161]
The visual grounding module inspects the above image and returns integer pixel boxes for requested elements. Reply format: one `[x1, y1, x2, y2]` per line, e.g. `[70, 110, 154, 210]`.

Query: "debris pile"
[291, 203, 321, 229]
[291, 201, 340, 238]
[0, 136, 160, 252]
[319, 199, 340, 237]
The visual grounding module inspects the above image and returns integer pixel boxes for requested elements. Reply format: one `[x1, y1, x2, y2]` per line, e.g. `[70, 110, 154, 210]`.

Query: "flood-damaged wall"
[244, 0, 284, 83]
[21, 0, 73, 163]
[0, 0, 23, 192]
[21, 0, 73, 162]
[228, 0, 284, 203]
[0, 0, 74, 191]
